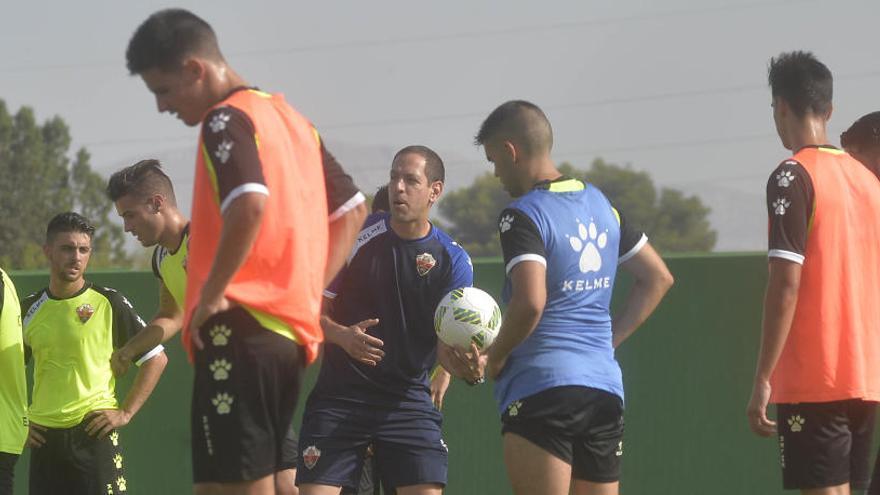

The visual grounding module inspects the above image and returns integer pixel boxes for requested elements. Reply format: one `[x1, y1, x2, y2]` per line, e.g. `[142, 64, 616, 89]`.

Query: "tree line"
[0, 100, 715, 269]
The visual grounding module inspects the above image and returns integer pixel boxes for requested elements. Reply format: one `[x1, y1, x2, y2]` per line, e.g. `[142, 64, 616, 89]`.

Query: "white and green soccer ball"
[434, 287, 502, 351]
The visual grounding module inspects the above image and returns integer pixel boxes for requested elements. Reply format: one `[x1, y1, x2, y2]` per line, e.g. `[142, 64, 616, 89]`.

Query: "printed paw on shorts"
[209, 324, 232, 346]
[210, 359, 233, 380]
[212, 393, 234, 414]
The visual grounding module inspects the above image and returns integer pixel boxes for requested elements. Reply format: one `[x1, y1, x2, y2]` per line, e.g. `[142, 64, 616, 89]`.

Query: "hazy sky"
[1, 0, 877, 251]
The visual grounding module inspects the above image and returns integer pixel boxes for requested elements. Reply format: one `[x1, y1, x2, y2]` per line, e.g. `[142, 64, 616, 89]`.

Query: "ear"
[182, 57, 206, 84]
[503, 141, 517, 163]
[825, 102, 834, 121]
[150, 193, 165, 213]
[43, 243, 51, 259]
[428, 180, 444, 205]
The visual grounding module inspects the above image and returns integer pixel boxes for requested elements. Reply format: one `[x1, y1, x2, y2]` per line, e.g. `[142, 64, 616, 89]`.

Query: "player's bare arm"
[747, 259, 801, 437]
[86, 349, 168, 438]
[610, 243, 674, 348]
[485, 261, 546, 380]
[324, 201, 367, 287]
[190, 192, 265, 345]
[320, 314, 384, 366]
[111, 280, 182, 376]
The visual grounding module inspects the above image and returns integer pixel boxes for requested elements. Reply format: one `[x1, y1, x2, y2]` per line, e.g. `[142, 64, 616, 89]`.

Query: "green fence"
[7, 254, 834, 494]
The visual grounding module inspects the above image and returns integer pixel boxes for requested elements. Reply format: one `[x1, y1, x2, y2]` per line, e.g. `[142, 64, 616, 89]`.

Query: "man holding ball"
[450, 100, 673, 495]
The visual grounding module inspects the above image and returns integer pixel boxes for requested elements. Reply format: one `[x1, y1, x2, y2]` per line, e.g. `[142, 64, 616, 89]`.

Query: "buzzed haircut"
[393, 145, 445, 183]
[372, 185, 390, 213]
[126, 8, 223, 74]
[841, 111, 880, 152]
[46, 212, 95, 244]
[474, 100, 554, 155]
[768, 51, 833, 119]
[106, 159, 177, 206]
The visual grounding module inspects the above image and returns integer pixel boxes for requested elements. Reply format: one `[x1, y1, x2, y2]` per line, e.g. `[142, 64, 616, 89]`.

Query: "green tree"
[0, 100, 131, 269]
[438, 158, 716, 257]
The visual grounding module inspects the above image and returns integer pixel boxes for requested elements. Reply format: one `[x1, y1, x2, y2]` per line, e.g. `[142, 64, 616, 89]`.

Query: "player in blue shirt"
[296, 146, 473, 495]
[453, 101, 673, 495]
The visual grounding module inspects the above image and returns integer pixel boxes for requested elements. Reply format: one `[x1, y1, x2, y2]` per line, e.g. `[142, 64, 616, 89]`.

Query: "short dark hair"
[393, 145, 445, 183]
[46, 212, 95, 244]
[841, 111, 880, 152]
[768, 51, 833, 118]
[474, 100, 553, 155]
[372, 185, 390, 213]
[107, 159, 177, 205]
[126, 9, 223, 74]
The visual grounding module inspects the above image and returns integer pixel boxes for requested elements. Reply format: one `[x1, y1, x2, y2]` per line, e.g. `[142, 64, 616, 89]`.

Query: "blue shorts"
[295, 397, 447, 490]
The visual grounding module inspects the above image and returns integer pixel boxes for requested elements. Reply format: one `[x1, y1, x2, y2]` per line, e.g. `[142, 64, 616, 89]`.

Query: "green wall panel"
[7, 255, 834, 493]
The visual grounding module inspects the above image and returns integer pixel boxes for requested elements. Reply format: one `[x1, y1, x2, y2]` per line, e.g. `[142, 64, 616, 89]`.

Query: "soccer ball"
[434, 287, 502, 351]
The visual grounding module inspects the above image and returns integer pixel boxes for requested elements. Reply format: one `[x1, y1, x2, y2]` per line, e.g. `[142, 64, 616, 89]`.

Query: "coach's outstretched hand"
[746, 379, 777, 437]
[322, 316, 385, 366]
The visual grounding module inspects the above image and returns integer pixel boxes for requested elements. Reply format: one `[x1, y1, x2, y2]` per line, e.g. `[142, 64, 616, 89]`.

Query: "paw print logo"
[210, 325, 232, 346]
[615, 441, 624, 457]
[109, 431, 119, 447]
[112, 453, 123, 470]
[209, 112, 231, 133]
[210, 359, 233, 381]
[106, 483, 113, 495]
[215, 139, 234, 164]
[212, 393, 234, 415]
[499, 214, 514, 233]
[787, 415, 805, 433]
[568, 219, 608, 273]
[507, 400, 523, 417]
[773, 197, 791, 216]
[776, 170, 795, 187]
[115, 476, 127, 492]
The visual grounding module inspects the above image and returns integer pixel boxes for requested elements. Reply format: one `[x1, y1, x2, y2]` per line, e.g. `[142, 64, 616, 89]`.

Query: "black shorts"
[0, 452, 18, 495]
[501, 385, 624, 483]
[191, 307, 305, 483]
[777, 400, 876, 490]
[29, 421, 127, 495]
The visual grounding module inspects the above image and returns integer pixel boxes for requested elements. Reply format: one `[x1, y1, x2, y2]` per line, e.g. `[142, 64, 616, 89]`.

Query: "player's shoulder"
[89, 284, 135, 310]
[768, 158, 810, 189]
[432, 225, 471, 259]
[201, 104, 253, 135]
[21, 288, 48, 309]
[356, 212, 391, 242]
[21, 288, 49, 326]
[347, 212, 391, 262]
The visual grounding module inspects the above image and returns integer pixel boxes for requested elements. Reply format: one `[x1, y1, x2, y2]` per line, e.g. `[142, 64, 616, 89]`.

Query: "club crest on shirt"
[76, 303, 95, 323]
[302, 445, 321, 469]
[416, 253, 437, 276]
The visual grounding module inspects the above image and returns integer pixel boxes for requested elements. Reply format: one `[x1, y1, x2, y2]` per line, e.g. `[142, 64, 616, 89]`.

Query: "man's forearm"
[755, 280, 799, 381]
[612, 276, 673, 347]
[755, 263, 800, 381]
[324, 201, 366, 287]
[120, 352, 168, 418]
[201, 194, 265, 303]
[320, 315, 347, 345]
[489, 301, 542, 361]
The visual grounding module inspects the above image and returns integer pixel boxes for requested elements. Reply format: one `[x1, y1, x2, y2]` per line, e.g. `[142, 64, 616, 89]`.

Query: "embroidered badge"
[76, 303, 95, 323]
[416, 253, 437, 276]
[303, 445, 321, 469]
